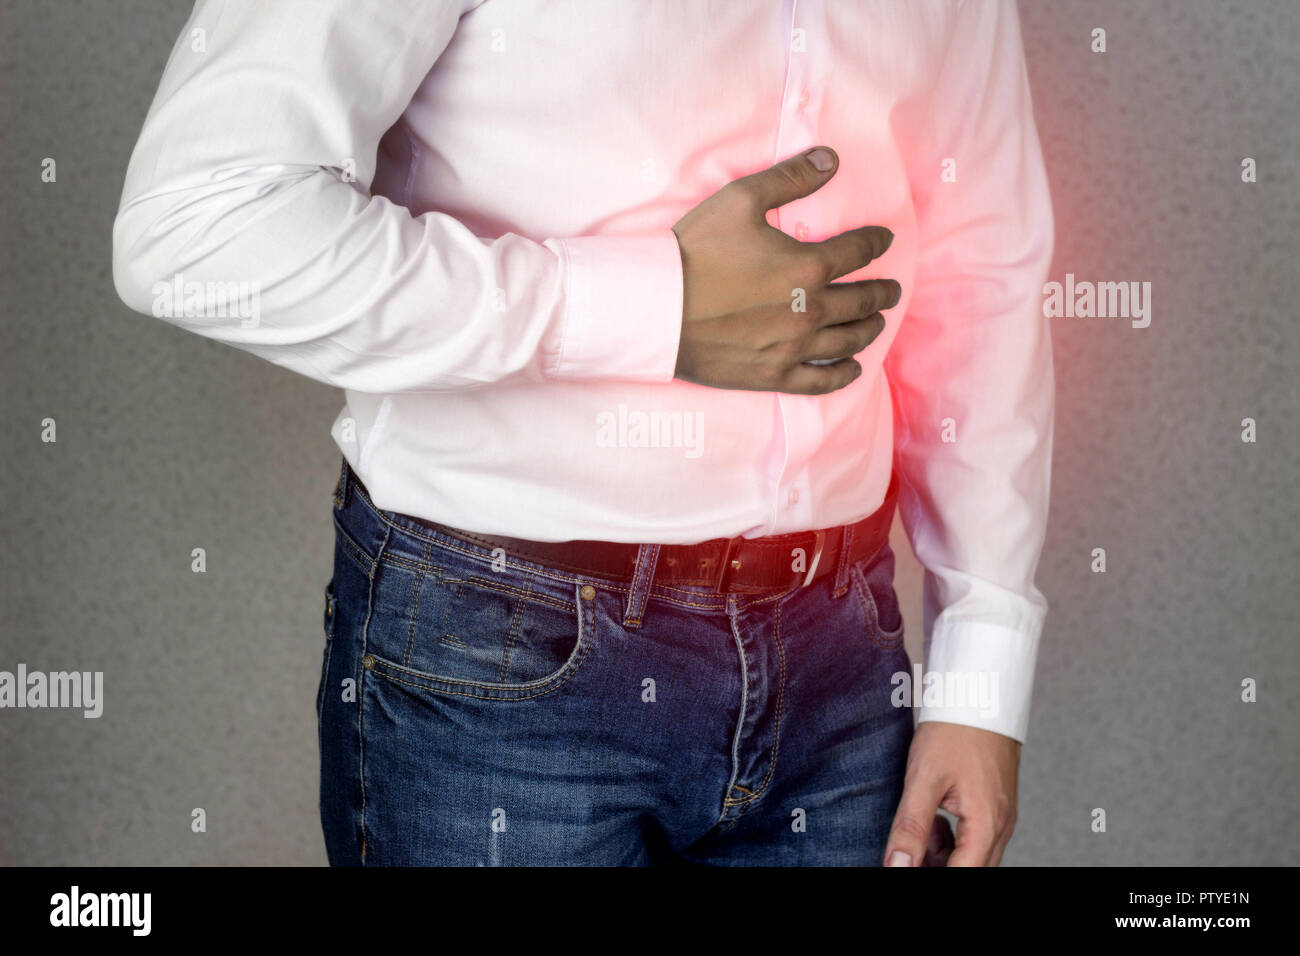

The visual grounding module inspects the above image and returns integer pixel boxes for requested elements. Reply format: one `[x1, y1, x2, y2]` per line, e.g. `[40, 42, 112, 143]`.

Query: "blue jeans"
[317, 456, 914, 865]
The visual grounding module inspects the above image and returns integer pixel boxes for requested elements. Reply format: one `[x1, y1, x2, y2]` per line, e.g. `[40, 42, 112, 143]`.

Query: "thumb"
[883, 772, 946, 868]
[738, 146, 838, 212]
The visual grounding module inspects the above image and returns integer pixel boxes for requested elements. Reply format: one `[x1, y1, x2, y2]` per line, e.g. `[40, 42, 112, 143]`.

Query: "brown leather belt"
[348, 462, 897, 595]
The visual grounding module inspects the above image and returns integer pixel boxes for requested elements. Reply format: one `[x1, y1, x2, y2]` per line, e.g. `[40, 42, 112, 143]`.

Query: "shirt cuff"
[915, 618, 1041, 743]
[547, 231, 683, 383]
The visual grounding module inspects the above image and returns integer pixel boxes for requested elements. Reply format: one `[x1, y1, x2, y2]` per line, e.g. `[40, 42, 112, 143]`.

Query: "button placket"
[769, 1, 833, 536]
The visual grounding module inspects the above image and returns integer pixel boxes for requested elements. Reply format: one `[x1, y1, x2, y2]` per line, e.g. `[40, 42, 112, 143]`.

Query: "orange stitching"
[850, 563, 905, 649]
[440, 579, 464, 646]
[401, 538, 431, 666]
[358, 523, 393, 867]
[495, 575, 533, 682]
[378, 552, 572, 611]
[741, 601, 786, 804]
[368, 636, 589, 702]
[332, 517, 376, 577]
[721, 603, 789, 811]
[365, 590, 593, 700]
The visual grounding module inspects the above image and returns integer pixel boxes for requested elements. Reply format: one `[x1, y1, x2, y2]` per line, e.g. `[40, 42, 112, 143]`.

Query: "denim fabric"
[318, 456, 913, 866]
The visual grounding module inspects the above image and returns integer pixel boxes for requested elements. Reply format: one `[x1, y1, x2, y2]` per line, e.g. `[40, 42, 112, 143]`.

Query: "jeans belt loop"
[833, 521, 856, 597]
[622, 543, 660, 629]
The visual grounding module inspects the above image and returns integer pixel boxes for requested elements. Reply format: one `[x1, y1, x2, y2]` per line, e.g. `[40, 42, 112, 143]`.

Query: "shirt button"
[798, 89, 810, 108]
[787, 489, 800, 507]
[794, 221, 809, 241]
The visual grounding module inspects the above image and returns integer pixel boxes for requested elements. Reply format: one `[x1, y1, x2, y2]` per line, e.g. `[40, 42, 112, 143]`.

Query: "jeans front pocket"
[850, 542, 905, 649]
[362, 550, 593, 702]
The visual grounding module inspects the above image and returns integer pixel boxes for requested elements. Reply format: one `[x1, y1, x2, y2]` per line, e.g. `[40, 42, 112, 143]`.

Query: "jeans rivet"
[580, 585, 596, 601]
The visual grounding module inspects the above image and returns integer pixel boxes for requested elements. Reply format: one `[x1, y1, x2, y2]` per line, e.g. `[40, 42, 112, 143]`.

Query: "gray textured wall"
[1, 1, 1296, 865]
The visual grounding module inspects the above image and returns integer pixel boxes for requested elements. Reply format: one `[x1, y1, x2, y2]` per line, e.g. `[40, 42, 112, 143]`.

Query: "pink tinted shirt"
[113, 0, 1055, 742]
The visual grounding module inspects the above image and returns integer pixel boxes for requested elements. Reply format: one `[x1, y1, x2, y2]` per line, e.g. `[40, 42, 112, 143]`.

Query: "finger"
[883, 775, 947, 867]
[800, 314, 885, 363]
[810, 225, 894, 282]
[987, 820, 1016, 867]
[922, 815, 956, 867]
[945, 809, 999, 867]
[778, 357, 863, 396]
[735, 146, 839, 213]
[988, 837, 1009, 868]
[814, 278, 902, 327]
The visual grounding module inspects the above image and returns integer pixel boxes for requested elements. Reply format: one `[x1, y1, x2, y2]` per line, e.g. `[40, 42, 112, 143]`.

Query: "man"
[113, 0, 1053, 866]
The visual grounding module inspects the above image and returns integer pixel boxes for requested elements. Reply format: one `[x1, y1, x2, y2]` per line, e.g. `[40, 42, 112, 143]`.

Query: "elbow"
[112, 209, 224, 327]
[112, 211, 169, 318]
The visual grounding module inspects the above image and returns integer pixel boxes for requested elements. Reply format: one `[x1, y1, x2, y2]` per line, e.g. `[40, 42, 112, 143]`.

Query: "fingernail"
[886, 850, 912, 867]
[806, 148, 834, 172]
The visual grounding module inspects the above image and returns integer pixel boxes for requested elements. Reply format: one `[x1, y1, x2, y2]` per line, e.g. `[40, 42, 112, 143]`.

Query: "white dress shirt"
[113, 0, 1054, 743]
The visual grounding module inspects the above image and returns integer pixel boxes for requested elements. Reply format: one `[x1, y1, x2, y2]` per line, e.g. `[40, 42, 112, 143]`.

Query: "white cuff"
[915, 618, 1041, 743]
[547, 231, 683, 383]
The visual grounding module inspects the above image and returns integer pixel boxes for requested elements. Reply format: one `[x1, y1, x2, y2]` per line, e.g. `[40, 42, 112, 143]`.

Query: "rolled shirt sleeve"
[884, 0, 1056, 743]
[111, 0, 683, 393]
